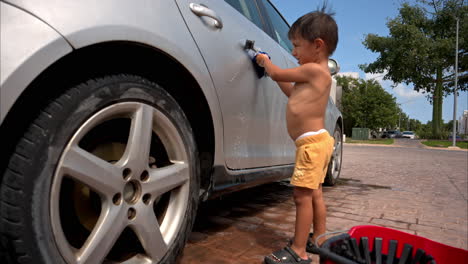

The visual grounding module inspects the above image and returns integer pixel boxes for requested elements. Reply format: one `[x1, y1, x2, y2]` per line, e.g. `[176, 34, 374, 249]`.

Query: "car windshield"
[403, 131, 414, 135]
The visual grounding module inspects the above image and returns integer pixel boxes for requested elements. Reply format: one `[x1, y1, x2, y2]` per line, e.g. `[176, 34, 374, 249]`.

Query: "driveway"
[177, 144, 468, 263]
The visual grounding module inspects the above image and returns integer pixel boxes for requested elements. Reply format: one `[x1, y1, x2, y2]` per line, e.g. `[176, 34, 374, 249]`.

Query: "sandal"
[288, 233, 320, 254]
[264, 246, 312, 264]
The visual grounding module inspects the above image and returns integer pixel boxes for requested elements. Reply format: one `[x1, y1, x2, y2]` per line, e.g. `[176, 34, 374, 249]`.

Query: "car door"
[255, 0, 300, 162]
[175, 0, 291, 169]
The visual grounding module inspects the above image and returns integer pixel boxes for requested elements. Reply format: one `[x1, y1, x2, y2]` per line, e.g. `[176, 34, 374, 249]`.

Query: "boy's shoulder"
[301, 62, 330, 78]
[302, 62, 328, 70]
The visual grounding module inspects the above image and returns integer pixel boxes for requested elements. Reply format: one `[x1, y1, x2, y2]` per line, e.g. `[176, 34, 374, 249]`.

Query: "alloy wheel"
[50, 102, 190, 263]
[330, 129, 342, 181]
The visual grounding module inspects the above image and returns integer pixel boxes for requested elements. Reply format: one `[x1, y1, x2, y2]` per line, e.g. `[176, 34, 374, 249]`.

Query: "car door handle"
[244, 39, 259, 52]
[189, 3, 223, 29]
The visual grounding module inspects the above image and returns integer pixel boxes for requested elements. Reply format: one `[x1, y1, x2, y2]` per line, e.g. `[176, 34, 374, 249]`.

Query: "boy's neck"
[304, 50, 329, 66]
[315, 52, 330, 65]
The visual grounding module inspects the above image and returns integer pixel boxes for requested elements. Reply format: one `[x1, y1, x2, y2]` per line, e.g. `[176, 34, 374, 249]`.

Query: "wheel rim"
[50, 102, 190, 264]
[330, 129, 342, 180]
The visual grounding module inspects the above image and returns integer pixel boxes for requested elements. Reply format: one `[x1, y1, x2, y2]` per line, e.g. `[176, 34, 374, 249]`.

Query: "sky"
[270, 0, 467, 124]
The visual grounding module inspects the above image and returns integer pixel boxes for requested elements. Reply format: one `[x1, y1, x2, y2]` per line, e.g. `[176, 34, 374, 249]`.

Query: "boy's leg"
[310, 184, 327, 245]
[291, 186, 314, 260]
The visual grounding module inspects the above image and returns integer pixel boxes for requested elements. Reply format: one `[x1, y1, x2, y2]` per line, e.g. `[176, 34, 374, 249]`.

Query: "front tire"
[324, 125, 343, 186]
[1, 75, 200, 264]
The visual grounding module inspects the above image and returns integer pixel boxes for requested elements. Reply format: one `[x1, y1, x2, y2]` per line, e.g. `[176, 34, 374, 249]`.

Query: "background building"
[336, 72, 360, 79]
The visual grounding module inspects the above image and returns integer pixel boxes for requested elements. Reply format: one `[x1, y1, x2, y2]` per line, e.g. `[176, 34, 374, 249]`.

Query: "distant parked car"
[401, 131, 416, 139]
[448, 134, 462, 141]
[395, 131, 403, 138]
[382, 130, 399, 138]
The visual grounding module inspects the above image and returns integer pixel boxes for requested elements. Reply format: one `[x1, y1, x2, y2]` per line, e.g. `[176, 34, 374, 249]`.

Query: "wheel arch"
[0, 41, 217, 197]
[337, 115, 344, 134]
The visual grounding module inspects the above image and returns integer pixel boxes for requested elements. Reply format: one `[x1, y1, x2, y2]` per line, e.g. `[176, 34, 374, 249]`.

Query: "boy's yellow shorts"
[290, 132, 334, 190]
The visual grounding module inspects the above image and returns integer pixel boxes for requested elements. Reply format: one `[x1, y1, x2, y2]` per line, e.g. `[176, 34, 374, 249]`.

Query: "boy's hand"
[255, 52, 270, 68]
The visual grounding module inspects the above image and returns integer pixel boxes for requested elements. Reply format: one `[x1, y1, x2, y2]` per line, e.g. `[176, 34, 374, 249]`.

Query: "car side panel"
[0, 2, 72, 122]
[3, 0, 226, 167]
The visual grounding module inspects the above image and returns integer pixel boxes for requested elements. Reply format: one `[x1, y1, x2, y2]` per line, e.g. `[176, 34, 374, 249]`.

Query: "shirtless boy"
[256, 7, 338, 264]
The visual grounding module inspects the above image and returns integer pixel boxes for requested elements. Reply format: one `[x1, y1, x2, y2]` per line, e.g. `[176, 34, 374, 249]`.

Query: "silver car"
[0, 1, 343, 263]
[401, 131, 416, 139]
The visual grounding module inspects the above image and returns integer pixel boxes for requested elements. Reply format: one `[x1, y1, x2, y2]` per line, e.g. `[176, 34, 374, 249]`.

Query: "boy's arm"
[257, 54, 316, 83]
[276, 82, 294, 97]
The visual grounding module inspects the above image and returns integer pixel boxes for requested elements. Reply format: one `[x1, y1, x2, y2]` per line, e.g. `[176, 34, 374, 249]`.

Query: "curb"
[343, 143, 398, 147]
[344, 143, 468, 151]
[420, 145, 468, 151]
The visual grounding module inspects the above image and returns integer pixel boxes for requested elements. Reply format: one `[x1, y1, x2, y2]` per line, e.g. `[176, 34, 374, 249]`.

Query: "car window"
[259, 0, 293, 52]
[224, 0, 264, 30]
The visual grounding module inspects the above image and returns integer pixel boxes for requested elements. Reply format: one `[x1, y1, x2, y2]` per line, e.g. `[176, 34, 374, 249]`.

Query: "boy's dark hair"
[288, 5, 338, 56]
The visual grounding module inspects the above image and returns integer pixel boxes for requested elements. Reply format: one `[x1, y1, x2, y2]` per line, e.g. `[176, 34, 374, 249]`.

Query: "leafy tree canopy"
[336, 76, 400, 134]
[360, 0, 467, 136]
[361, 0, 467, 97]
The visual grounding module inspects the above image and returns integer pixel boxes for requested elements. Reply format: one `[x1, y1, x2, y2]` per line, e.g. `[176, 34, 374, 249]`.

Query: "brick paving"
[177, 141, 468, 263]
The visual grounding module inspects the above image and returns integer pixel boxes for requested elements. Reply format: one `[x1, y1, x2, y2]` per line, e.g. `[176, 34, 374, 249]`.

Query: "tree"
[361, 0, 467, 136]
[445, 119, 459, 131]
[409, 118, 423, 131]
[336, 76, 400, 136]
[397, 110, 407, 129]
[398, 110, 423, 131]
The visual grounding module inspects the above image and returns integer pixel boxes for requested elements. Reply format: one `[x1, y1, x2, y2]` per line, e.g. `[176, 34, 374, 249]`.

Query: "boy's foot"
[288, 233, 321, 254]
[264, 246, 312, 264]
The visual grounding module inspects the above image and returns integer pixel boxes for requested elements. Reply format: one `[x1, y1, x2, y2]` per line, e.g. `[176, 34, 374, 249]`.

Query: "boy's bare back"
[286, 62, 331, 140]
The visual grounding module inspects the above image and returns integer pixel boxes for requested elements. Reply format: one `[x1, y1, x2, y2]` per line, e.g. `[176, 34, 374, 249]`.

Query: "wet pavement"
[176, 143, 468, 263]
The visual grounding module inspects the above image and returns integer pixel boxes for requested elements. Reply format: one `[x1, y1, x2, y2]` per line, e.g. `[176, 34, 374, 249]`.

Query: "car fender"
[0, 2, 72, 123]
[325, 96, 343, 134]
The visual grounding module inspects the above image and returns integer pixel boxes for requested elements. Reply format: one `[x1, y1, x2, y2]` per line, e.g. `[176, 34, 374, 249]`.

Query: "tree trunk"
[437, 75, 443, 131]
[432, 93, 439, 136]
[432, 68, 443, 137]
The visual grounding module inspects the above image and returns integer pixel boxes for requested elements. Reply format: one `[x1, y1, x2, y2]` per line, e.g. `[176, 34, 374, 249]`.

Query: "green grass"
[346, 138, 394, 145]
[422, 140, 468, 149]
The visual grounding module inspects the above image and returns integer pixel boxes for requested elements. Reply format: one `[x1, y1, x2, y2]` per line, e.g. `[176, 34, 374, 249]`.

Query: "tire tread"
[1, 83, 63, 263]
